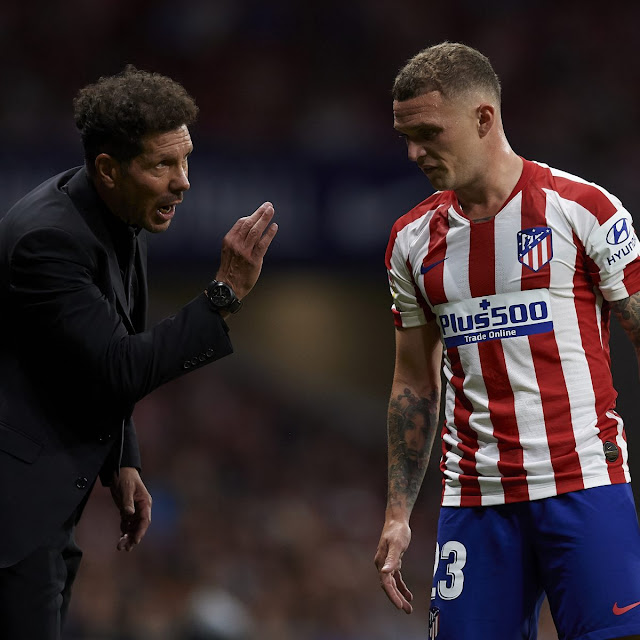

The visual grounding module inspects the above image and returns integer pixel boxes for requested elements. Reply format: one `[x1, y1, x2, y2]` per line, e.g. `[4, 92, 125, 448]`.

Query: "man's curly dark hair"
[73, 65, 199, 170]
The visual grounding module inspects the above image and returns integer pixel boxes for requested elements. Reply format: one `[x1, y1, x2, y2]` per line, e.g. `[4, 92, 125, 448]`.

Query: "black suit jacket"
[0, 167, 234, 566]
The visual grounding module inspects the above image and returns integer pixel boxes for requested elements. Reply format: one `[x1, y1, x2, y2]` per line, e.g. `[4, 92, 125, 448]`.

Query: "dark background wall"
[2, 1, 639, 638]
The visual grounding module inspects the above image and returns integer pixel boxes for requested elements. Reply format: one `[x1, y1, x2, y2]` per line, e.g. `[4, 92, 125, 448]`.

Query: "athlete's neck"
[456, 151, 524, 223]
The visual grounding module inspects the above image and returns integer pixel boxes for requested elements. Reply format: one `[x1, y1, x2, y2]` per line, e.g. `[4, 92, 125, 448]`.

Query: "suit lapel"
[64, 168, 136, 334]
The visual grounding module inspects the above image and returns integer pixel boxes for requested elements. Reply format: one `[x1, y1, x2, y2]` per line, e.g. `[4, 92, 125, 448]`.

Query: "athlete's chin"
[422, 168, 452, 191]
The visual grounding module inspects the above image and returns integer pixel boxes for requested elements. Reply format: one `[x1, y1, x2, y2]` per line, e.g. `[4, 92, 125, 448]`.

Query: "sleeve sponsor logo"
[590, 211, 640, 273]
[604, 222, 637, 268]
[606, 218, 631, 245]
[435, 289, 553, 348]
[517, 227, 553, 272]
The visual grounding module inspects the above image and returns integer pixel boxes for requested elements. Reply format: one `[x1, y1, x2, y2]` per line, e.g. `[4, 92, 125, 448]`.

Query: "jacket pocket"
[0, 421, 43, 463]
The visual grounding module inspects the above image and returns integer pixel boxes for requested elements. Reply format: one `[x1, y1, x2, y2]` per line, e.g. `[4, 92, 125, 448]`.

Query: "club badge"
[429, 606, 440, 639]
[518, 227, 553, 272]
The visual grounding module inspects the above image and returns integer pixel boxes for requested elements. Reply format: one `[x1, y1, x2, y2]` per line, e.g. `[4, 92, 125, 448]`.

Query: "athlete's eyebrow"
[395, 123, 444, 138]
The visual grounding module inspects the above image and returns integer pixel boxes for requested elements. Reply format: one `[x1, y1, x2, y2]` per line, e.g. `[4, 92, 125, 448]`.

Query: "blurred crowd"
[2, 1, 639, 638]
[66, 353, 439, 640]
[2, 0, 639, 205]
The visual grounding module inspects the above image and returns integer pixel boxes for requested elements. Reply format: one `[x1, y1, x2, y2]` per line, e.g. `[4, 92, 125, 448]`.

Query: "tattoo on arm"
[387, 387, 440, 513]
[611, 293, 640, 351]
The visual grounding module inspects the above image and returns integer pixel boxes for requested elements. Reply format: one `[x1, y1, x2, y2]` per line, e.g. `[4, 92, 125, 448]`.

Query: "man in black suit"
[0, 66, 278, 639]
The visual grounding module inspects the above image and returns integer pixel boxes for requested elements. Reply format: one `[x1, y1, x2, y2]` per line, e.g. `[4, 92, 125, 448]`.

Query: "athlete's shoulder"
[391, 190, 453, 235]
[386, 191, 452, 269]
[525, 159, 622, 219]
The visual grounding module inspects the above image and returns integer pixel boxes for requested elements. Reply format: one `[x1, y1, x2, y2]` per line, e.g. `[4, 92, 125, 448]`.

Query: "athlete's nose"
[407, 140, 426, 163]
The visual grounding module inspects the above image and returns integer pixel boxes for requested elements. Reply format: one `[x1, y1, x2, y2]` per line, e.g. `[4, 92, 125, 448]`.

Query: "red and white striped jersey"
[386, 159, 640, 507]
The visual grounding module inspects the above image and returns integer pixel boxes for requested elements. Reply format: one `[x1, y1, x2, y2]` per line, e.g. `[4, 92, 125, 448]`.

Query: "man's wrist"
[205, 280, 242, 314]
[384, 503, 412, 523]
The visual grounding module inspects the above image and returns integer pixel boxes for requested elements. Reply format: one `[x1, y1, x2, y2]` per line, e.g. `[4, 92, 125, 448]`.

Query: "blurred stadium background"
[2, 1, 639, 638]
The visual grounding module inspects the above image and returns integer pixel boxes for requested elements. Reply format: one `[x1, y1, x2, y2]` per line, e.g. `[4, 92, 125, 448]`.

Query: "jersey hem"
[441, 476, 629, 507]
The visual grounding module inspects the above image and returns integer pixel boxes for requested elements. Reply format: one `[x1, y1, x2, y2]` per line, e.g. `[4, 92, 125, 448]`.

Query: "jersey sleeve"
[581, 202, 640, 301]
[385, 222, 429, 329]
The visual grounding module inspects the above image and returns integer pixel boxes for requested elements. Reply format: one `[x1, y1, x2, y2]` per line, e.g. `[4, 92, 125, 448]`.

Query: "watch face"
[210, 283, 232, 307]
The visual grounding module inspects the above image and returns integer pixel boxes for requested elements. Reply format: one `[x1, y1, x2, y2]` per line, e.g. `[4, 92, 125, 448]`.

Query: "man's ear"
[477, 103, 495, 138]
[94, 154, 120, 189]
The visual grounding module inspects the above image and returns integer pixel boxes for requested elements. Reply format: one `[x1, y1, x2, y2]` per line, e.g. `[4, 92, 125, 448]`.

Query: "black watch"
[206, 280, 243, 314]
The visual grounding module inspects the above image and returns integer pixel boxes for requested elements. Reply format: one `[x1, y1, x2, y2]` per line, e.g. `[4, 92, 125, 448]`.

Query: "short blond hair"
[392, 42, 501, 103]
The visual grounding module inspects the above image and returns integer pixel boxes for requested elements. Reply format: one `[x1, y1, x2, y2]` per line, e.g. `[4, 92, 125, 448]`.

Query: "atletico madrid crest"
[428, 606, 440, 638]
[518, 227, 553, 272]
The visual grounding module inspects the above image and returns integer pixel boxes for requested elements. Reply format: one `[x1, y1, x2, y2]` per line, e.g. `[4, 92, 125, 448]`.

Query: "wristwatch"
[206, 280, 243, 314]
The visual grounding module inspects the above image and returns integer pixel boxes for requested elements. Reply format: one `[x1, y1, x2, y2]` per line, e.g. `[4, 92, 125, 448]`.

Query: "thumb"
[122, 494, 135, 516]
[382, 552, 400, 573]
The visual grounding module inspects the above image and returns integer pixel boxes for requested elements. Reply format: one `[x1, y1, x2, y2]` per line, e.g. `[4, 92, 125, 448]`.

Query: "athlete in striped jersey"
[374, 42, 640, 640]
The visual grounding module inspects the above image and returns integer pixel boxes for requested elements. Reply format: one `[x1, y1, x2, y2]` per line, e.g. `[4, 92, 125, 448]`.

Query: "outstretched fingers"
[375, 529, 414, 614]
[393, 569, 413, 604]
[253, 220, 278, 257]
[246, 203, 275, 247]
[238, 202, 274, 242]
[379, 565, 414, 614]
[215, 201, 278, 300]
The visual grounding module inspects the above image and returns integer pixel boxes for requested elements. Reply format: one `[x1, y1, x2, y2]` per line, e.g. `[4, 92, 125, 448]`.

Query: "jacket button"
[206, 348, 214, 357]
[183, 361, 192, 369]
[198, 353, 206, 362]
[75, 476, 88, 490]
[190, 357, 198, 366]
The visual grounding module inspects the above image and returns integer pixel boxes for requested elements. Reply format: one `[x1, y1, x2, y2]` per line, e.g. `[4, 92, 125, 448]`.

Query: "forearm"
[611, 293, 640, 377]
[8, 228, 234, 407]
[102, 294, 233, 404]
[121, 416, 141, 469]
[386, 381, 440, 522]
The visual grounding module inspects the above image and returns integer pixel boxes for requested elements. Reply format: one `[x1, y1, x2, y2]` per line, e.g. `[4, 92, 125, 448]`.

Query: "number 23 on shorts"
[432, 540, 467, 601]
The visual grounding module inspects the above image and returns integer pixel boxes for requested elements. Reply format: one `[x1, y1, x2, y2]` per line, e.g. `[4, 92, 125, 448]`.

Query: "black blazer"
[0, 167, 233, 566]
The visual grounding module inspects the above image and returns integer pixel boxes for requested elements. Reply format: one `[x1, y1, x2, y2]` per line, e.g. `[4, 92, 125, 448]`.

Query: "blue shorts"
[429, 484, 640, 640]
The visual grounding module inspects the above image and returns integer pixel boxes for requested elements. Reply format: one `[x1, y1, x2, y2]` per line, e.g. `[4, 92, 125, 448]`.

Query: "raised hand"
[215, 202, 278, 300]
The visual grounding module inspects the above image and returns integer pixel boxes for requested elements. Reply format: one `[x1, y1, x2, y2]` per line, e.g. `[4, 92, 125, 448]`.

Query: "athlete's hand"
[215, 202, 278, 301]
[374, 519, 413, 614]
